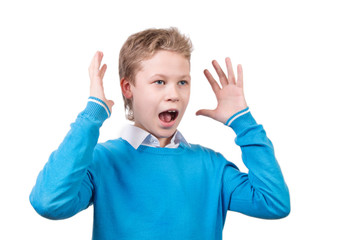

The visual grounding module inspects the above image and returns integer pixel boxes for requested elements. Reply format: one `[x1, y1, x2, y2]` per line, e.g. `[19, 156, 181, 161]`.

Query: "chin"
[155, 127, 178, 138]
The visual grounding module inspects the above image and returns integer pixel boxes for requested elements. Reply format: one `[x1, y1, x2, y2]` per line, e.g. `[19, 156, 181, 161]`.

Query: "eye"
[178, 80, 188, 86]
[154, 80, 165, 85]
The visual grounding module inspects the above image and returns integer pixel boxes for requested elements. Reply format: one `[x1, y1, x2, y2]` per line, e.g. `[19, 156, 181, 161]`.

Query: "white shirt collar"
[120, 125, 190, 149]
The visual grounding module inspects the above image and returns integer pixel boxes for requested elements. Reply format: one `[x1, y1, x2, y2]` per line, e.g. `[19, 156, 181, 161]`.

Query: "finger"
[195, 109, 216, 119]
[236, 64, 244, 88]
[212, 60, 228, 87]
[94, 51, 103, 70]
[99, 64, 107, 80]
[204, 69, 221, 93]
[225, 57, 236, 85]
[89, 51, 98, 75]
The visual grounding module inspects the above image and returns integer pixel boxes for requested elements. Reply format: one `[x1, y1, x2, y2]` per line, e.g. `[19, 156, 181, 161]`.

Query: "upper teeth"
[168, 110, 176, 113]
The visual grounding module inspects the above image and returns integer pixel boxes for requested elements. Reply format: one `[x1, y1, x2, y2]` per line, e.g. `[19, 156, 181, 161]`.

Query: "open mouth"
[158, 110, 179, 123]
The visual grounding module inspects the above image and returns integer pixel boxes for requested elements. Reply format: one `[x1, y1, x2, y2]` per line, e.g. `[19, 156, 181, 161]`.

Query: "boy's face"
[129, 50, 191, 144]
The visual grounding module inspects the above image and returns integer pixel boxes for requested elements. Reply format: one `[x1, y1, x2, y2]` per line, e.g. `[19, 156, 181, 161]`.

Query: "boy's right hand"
[89, 51, 114, 113]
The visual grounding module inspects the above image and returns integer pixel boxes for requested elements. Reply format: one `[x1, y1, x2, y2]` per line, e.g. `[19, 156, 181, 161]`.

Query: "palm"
[196, 58, 247, 124]
[88, 51, 114, 112]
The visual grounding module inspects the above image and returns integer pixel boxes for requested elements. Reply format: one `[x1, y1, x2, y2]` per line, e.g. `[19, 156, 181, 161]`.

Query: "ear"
[120, 77, 133, 99]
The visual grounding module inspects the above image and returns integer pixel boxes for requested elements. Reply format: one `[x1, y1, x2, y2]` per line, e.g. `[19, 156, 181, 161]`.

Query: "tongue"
[159, 112, 172, 122]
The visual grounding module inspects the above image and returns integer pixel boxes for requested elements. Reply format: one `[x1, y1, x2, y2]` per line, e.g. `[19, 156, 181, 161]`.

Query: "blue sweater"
[30, 100, 290, 240]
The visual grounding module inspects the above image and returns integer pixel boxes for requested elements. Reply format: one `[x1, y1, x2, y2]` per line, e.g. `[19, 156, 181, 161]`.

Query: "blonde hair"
[119, 27, 193, 121]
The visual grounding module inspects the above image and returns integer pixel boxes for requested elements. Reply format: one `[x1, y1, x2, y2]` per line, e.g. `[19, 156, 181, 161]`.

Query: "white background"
[1, 0, 359, 239]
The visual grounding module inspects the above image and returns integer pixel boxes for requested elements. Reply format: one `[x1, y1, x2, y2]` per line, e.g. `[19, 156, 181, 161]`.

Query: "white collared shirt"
[120, 125, 190, 149]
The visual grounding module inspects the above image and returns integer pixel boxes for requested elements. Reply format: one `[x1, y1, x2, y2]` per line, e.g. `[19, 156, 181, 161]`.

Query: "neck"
[158, 136, 172, 148]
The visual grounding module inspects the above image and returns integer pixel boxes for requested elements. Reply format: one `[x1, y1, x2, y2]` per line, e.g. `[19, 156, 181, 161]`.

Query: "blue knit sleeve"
[29, 99, 108, 219]
[222, 109, 290, 219]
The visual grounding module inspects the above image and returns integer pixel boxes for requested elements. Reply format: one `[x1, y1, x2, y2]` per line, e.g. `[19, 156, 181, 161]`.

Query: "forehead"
[137, 50, 190, 79]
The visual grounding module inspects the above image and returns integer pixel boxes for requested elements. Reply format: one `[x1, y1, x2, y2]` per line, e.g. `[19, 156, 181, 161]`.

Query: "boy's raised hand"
[196, 58, 248, 124]
[89, 51, 114, 113]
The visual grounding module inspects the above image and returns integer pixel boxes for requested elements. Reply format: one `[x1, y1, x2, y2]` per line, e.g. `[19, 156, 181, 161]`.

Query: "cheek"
[133, 94, 156, 116]
[181, 89, 191, 105]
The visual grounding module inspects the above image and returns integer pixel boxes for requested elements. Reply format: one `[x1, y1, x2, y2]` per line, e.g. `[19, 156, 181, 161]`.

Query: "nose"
[165, 84, 179, 102]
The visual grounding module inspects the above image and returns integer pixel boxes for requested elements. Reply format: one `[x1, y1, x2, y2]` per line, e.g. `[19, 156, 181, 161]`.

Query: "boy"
[30, 27, 290, 239]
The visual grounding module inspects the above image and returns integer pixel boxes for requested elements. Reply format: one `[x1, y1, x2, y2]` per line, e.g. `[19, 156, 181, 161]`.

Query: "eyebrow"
[150, 74, 191, 79]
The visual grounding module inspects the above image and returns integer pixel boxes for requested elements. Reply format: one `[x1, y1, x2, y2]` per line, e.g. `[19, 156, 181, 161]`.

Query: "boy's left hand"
[196, 58, 248, 124]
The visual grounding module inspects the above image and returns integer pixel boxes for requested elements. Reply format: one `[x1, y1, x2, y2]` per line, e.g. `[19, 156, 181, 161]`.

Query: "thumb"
[105, 99, 115, 113]
[196, 109, 215, 119]
[107, 100, 115, 108]
[107, 100, 115, 109]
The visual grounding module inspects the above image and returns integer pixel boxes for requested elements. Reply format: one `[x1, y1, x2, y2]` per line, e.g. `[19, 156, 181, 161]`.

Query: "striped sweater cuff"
[88, 97, 111, 117]
[80, 97, 111, 122]
[225, 107, 257, 133]
[225, 107, 250, 126]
